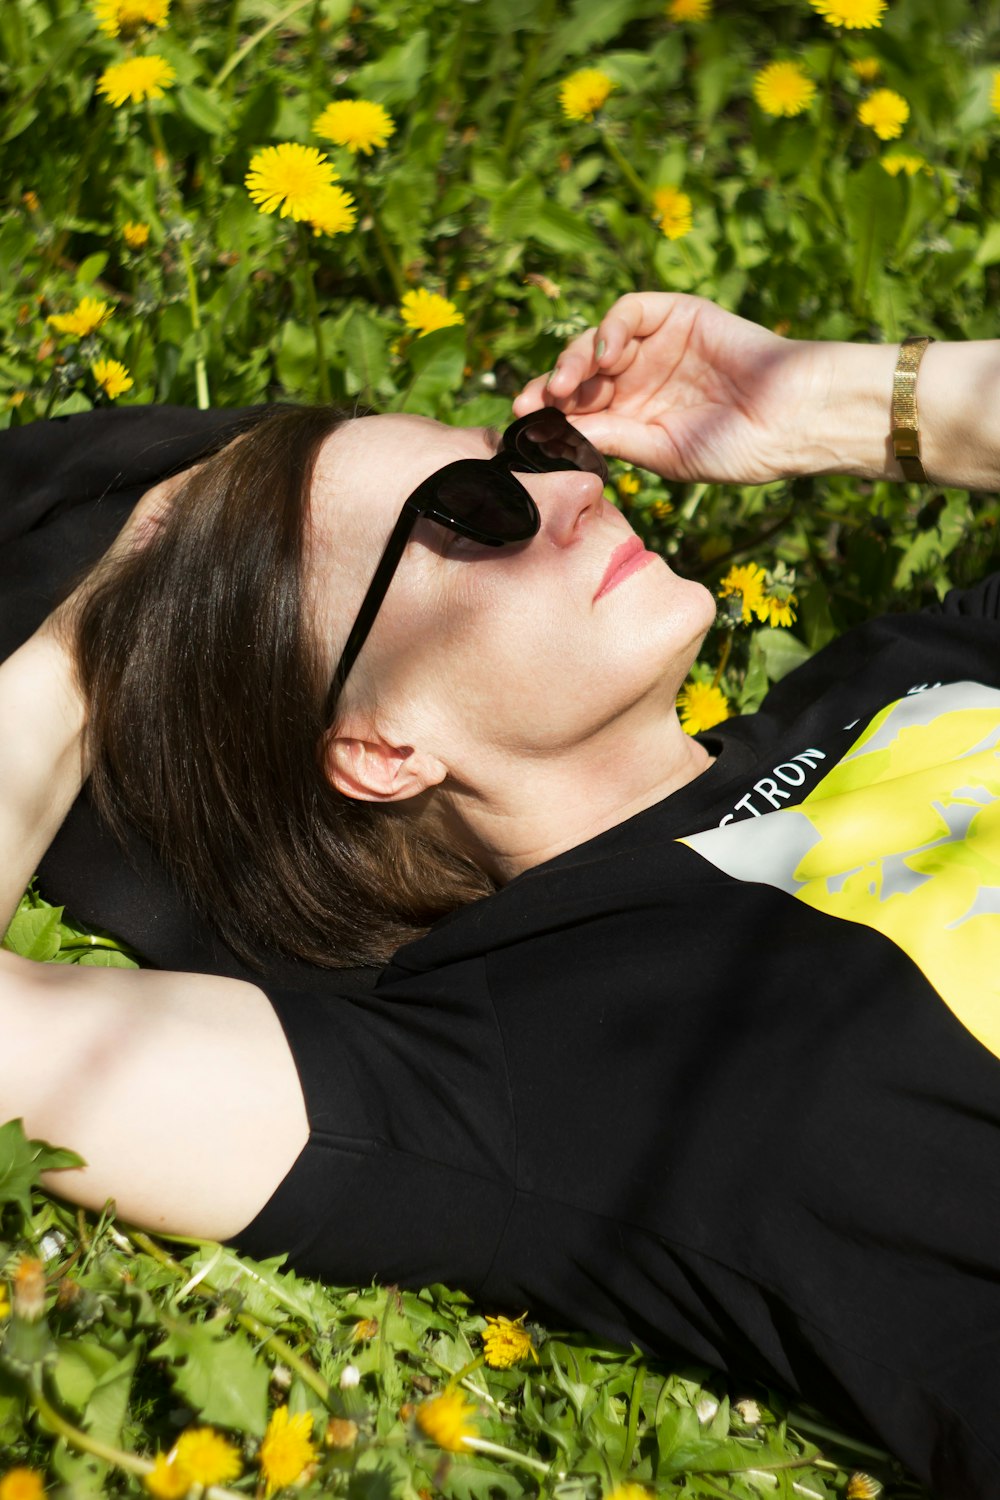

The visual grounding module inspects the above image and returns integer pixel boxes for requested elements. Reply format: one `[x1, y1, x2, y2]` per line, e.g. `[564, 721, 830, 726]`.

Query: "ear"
[323, 730, 447, 803]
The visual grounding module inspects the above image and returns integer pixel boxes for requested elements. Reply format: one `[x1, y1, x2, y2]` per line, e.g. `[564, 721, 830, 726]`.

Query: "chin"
[642, 571, 716, 683]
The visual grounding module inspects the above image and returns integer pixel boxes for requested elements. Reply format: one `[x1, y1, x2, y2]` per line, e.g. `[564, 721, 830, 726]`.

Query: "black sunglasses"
[325, 408, 608, 716]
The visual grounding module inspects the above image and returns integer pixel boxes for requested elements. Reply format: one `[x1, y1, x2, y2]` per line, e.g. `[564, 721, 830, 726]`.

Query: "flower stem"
[499, 0, 557, 167]
[30, 1380, 245, 1498]
[788, 1411, 892, 1463]
[811, 43, 838, 178]
[237, 1306, 332, 1406]
[599, 127, 652, 206]
[212, 0, 315, 89]
[711, 630, 733, 689]
[298, 226, 332, 404]
[307, 0, 327, 123]
[445, 1354, 484, 1392]
[129, 1229, 332, 1406]
[356, 179, 406, 300]
[464, 1436, 552, 1476]
[351, 231, 385, 303]
[146, 108, 210, 409]
[30, 1381, 148, 1478]
[220, 0, 243, 95]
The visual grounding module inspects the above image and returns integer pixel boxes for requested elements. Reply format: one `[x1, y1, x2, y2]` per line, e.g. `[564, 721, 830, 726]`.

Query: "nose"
[521, 469, 606, 549]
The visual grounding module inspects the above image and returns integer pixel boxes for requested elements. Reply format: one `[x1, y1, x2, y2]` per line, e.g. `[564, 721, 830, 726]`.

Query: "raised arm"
[514, 291, 1000, 492]
[0, 497, 307, 1240]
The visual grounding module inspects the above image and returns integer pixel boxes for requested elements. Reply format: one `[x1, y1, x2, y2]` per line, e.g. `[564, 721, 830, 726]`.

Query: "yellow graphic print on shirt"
[682, 682, 1000, 1059]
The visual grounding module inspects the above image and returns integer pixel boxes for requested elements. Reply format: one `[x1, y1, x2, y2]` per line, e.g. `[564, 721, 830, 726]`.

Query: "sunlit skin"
[307, 413, 717, 882]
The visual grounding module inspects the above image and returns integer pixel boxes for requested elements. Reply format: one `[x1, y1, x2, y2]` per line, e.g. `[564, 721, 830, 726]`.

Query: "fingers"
[564, 410, 671, 473]
[513, 292, 700, 416]
[512, 327, 611, 417]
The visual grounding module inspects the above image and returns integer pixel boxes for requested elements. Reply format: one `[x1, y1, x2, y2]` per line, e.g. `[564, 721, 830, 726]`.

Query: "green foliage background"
[2, 0, 1000, 1492]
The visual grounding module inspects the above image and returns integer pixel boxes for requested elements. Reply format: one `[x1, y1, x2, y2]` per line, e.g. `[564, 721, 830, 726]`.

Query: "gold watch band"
[891, 335, 934, 483]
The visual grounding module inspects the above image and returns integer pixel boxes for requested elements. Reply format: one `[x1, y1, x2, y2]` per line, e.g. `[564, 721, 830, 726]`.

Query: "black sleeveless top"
[6, 406, 1000, 1499]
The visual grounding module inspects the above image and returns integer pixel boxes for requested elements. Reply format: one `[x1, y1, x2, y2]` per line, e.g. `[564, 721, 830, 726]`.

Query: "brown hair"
[75, 404, 495, 969]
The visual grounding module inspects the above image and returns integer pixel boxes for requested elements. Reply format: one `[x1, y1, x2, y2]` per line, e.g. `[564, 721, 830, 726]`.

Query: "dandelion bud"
[38, 1232, 65, 1263]
[12, 1259, 45, 1322]
[846, 1475, 883, 1500]
[324, 1417, 358, 1449]
[695, 1394, 719, 1424]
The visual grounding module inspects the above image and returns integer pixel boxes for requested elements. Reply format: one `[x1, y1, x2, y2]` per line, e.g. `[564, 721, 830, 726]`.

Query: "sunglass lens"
[435, 468, 538, 541]
[511, 410, 607, 478]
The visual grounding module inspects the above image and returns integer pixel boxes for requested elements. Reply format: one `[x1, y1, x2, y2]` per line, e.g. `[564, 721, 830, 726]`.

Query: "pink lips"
[594, 537, 656, 601]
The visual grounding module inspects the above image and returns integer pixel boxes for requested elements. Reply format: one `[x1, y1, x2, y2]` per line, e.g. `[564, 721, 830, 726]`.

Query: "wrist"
[791, 339, 900, 481]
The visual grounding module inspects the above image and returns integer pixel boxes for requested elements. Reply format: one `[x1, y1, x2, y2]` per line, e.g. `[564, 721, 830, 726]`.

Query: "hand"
[513, 292, 829, 485]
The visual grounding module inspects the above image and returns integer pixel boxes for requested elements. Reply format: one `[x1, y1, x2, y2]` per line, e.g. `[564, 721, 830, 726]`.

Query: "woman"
[3, 293, 1000, 1498]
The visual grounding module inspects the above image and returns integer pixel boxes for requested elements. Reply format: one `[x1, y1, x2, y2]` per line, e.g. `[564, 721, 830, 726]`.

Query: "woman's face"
[308, 413, 715, 779]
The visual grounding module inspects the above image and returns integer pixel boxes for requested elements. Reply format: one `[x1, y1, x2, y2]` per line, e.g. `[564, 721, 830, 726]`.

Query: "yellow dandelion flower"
[482, 1312, 538, 1369]
[144, 1453, 189, 1500]
[857, 87, 910, 140]
[718, 561, 766, 623]
[6, 394, 27, 411]
[313, 98, 396, 155]
[245, 143, 338, 221]
[650, 498, 674, 521]
[846, 1475, 883, 1500]
[97, 54, 176, 107]
[0, 1289, 9, 1318]
[992, 70, 1000, 117]
[849, 57, 881, 81]
[92, 0, 169, 37]
[559, 68, 615, 122]
[0, 1470, 46, 1500]
[809, 0, 886, 27]
[352, 1317, 379, 1341]
[666, 0, 711, 19]
[171, 1428, 241, 1488]
[617, 471, 642, 497]
[122, 221, 150, 248]
[753, 60, 816, 118]
[307, 184, 358, 237]
[91, 359, 134, 399]
[47, 296, 113, 338]
[400, 288, 465, 337]
[756, 591, 798, 628]
[259, 1406, 317, 1497]
[652, 186, 693, 239]
[677, 681, 731, 735]
[605, 1487, 651, 1500]
[881, 151, 926, 176]
[415, 1389, 478, 1452]
[21, 190, 40, 212]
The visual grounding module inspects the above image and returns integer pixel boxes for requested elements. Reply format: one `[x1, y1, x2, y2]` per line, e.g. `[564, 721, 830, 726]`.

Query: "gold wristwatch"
[891, 335, 935, 483]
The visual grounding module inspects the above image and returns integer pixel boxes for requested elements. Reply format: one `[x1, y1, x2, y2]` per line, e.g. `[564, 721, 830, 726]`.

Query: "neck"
[428, 698, 716, 884]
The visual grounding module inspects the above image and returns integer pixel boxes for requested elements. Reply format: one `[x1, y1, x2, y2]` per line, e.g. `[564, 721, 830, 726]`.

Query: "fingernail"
[595, 339, 606, 360]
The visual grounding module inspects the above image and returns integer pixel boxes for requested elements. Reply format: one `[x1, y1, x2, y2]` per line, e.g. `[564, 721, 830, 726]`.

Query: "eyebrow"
[482, 425, 503, 455]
